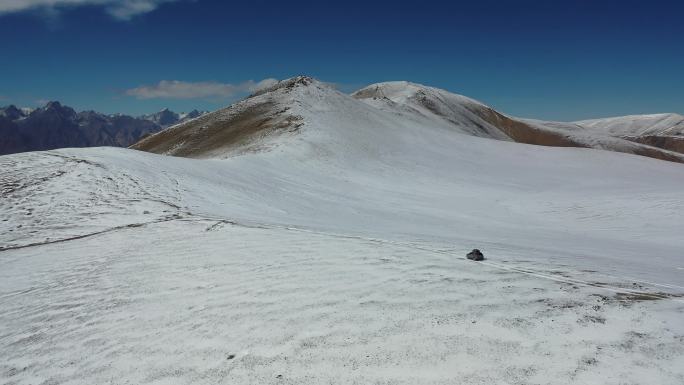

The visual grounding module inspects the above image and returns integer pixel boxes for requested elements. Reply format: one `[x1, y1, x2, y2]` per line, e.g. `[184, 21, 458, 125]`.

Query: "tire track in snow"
[186, 215, 684, 303]
[475, 261, 684, 302]
[0, 216, 181, 253]
[4, 209, 681, 303]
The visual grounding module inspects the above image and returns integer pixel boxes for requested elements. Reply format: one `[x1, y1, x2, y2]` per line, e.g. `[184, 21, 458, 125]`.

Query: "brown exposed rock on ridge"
[474, 107, 587, 148]
[131, 102, 302, 158]
[622, 135, 684, 155]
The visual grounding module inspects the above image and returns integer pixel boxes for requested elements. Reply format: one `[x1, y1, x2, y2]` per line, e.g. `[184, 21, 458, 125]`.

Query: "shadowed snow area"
[2, 77, 684, 384]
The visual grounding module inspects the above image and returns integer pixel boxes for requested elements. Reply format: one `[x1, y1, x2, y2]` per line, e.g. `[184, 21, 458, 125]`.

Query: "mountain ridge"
[3, 78, 683, 162]
[132, 76, 684, 163]
[0, 102, 207, 155]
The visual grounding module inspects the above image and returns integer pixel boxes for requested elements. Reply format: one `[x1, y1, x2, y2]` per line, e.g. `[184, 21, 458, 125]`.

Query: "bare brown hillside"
[623, 135, 684, 155]
[132, 100, 302, 158]
[475, 108, 684, 164]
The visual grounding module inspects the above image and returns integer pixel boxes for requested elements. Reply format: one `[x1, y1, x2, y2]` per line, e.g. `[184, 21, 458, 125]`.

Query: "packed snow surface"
[2, 79, 684, 384]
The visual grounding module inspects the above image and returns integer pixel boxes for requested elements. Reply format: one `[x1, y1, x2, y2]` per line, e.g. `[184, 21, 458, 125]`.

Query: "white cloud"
[0, 0, 182, 20]
[125, 79, 279, 100]
[251, 78, 280, 93]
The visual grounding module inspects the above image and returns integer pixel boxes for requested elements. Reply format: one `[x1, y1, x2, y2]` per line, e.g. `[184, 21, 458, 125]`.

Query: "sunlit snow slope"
[2, 77, 684, 384]
[352, 81, 684, 163]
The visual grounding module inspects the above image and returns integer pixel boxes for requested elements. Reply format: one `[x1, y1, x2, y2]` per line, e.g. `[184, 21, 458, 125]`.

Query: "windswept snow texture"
[2, 78, 684, 384]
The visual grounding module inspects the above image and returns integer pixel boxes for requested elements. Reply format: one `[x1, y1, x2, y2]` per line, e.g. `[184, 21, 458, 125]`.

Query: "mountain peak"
[44, 101, 63, 110]
[38, 100, 77, 118]
[248, 75, 326, 98]
[285, 75, 315, 85]
[0, 105, 25, 120]
[140, 108, 179, 127]
[353, 81, 483, 106]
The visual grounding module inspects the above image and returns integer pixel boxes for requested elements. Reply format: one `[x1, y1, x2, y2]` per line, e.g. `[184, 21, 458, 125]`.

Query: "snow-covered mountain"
[133, 77, 684, 163]
[521, 113, 684, 159]
[178, 108, 207, 122]
[139, 108, 208, 127]
[572, 113, 684, 136]
[139, 107, 179, 126]
[352, 81, 684, 163]
[3, 77, 684, 384]
[573, 114, 684, 154]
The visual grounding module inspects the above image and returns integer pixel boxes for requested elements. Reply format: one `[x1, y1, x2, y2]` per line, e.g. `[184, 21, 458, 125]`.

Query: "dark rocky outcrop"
[466, 249, 484, 261]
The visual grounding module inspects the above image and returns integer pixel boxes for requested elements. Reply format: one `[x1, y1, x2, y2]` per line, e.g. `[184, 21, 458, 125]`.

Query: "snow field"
[2, 220, 683, 385]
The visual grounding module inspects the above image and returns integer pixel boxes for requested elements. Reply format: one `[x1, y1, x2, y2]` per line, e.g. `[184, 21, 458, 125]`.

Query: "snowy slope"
[575, 113, 684, 136]
[2, 77, 684, 384]
[569, 114, 684, 155]
[353, 81, 684, 163]
[351, 81, 511, 139]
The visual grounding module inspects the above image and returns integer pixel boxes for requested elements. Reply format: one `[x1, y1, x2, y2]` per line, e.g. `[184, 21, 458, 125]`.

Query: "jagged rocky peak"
[0, 105, 25, 120]
[44, 101, 65, 110]
[139, 108, 180, 127]
[155, 108, 179, 124]
[179, 109, 209, 121]
[37, 101, 77, 119]
[183, 109, 202, 119]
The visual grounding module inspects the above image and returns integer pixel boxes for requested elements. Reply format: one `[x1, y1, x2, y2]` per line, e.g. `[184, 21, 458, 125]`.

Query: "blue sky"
[1, 0, 682, 120]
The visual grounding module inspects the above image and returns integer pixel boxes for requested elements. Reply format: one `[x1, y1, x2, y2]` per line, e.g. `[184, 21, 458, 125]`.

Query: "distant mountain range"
[0, 102, 207, 155]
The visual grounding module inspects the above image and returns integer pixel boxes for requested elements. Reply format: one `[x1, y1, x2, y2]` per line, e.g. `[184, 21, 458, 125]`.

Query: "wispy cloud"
[0, 0, 182, 20]
[125, 79, 279, 100]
